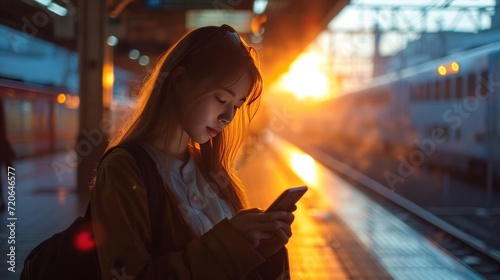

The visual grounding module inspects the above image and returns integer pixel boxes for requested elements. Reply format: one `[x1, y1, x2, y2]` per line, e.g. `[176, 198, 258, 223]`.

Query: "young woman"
[90, 25, 296, 279]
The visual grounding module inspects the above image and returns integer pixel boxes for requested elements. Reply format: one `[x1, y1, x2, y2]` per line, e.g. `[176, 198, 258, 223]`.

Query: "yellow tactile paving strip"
[239, 145, 351, 280]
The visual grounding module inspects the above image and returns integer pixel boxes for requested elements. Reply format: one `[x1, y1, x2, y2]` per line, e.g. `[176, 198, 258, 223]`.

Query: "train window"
[455, 128, 461, 143]
[410, 85, 416, 102]
[21, 101, 32, 135]
[456, 76, 463, 99]
[442, 125, 449, 142]
[33, 101, 48, 133]
[444, 78, 451, 100]
[418, 84, 425, 102]
[479, 71, 489, 98]
[434, 80, 440, 101]
[4, 100, 20, 134]
[425, 83, 431, 102]
[416, 87, 420, 102]
[475, 131, 486, 144]
[411, 84, 422, 103]
[415, 85, 420, 102]
[467, 73, 475, 97]
[22, 101, 32, 112]
[420, 84, 425, 101]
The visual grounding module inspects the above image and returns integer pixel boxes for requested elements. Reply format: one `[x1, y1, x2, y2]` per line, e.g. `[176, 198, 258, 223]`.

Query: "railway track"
[286, 137, 500, 279]
[385, 203, 500, 279]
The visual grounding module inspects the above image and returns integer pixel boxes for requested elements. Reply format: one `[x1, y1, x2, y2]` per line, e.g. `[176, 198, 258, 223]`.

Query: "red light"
[74, 231, 96, 252]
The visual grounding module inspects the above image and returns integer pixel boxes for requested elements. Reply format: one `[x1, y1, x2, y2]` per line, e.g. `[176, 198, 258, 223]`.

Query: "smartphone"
[265, 186, 308, 212]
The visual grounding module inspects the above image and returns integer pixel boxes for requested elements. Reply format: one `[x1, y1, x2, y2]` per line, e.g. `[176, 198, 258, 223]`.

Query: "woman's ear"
[170, 66, 187, 93]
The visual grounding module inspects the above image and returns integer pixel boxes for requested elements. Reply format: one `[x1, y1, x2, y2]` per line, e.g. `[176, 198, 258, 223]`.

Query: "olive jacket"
[90, 148, 289, 280]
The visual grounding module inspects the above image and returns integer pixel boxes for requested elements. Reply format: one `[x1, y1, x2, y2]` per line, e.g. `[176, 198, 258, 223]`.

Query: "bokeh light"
[107, 35, 119, 47]
[74, 231, 95, 252]
[129, 49, 140, 60]
[438, 65, 447, 76]
[56, 93, 66, 104]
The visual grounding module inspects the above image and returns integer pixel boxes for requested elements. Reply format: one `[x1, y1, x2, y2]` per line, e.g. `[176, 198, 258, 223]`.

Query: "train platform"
[0, 136, 485, 279]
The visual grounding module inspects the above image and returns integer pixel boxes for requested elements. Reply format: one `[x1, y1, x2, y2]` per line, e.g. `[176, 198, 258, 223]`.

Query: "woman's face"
[177, 70, 252, 144]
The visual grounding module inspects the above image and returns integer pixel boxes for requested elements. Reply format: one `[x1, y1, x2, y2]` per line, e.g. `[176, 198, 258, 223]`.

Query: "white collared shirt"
[141, 142, 233, 237]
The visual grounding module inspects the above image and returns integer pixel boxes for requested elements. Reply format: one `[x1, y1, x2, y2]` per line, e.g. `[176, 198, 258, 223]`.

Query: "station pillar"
[76, 0, 109, 192]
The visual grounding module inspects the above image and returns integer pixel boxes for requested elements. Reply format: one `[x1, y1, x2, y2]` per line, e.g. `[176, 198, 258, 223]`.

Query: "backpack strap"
[89, 141, 165, 257]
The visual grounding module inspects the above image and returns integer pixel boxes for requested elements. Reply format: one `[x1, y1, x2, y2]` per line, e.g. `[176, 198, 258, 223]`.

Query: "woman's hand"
[229, 208, 295, 258]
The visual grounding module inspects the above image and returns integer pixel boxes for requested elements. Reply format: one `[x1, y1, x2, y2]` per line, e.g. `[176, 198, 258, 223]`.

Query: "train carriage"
[303, 34, 500, 181]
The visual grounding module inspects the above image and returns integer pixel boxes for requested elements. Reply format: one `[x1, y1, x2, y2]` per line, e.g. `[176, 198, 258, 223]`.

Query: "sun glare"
[290, 152, 318, 186]
[277, 52, 330, 100]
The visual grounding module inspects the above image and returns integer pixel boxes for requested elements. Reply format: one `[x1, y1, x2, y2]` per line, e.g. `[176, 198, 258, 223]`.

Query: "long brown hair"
[108, 25, 262, 212]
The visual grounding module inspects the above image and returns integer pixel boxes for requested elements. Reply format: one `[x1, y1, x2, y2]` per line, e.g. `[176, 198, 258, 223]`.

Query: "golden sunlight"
[277, 52, 330, 100]
[290, 152, 318, 186]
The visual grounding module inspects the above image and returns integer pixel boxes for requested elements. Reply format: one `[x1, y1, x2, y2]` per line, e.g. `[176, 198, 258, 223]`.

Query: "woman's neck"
[150, 130, 190, 162]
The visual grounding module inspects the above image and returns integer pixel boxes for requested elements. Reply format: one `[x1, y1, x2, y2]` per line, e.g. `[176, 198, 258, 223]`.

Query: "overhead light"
[253, 0, 268, 15]
[186, 10, 252, 33]
[57, 93, 66, 104]
[47, 2, 68, 16]
[138, 55, 150, 66]
[251, 34, 263, 44]
[438, 65, 447, 76]
[129, 49, 140, 60]
[107, 35, 119, 47]
[34, 0, 52, 6]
